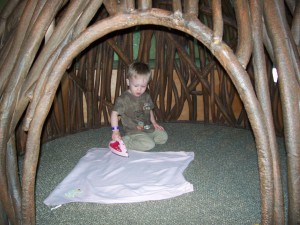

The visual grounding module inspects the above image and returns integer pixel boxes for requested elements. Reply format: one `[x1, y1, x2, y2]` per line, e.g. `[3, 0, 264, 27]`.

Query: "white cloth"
[44, 148, 194, 206]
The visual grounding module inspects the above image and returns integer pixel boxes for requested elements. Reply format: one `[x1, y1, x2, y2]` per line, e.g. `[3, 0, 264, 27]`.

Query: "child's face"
[127, 75, 149, 97]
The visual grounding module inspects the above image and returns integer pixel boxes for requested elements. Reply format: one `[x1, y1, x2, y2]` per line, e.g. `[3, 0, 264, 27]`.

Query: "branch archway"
[0, 1, 299, 225]
[21, 9, 274, 225]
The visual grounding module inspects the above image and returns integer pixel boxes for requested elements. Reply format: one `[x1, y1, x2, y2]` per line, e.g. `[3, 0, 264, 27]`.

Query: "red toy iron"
[108, 139, 129, 157]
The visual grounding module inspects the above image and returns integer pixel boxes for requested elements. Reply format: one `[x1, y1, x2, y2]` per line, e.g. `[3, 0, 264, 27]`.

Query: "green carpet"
[30, 123, 287, 225]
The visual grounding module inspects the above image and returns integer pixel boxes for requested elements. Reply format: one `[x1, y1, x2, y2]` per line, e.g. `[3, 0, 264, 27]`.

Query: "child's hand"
[153, 123, 165, 131]
[112, 131, 121, 140]
[136, 125, 144, 130]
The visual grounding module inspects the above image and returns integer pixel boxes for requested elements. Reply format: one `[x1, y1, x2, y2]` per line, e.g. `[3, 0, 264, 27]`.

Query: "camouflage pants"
[122, 129, 168, 151]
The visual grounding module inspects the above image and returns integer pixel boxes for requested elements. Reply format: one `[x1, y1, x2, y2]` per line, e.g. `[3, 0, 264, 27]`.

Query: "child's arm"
[111, 110, 121, 140]
[150, 110, 164, 130]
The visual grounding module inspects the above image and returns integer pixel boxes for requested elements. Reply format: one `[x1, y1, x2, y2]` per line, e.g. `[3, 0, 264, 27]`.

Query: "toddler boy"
[110, 62, 168, 151]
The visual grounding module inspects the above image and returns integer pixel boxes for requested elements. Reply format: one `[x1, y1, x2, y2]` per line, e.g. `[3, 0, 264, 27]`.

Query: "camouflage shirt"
[113, 90, 155, 134]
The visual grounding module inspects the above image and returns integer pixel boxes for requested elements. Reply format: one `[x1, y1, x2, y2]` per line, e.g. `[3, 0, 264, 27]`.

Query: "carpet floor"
[29, 123, 287, 225]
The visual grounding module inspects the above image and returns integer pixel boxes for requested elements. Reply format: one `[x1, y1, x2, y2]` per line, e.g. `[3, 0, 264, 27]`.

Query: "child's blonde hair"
[127, 62, 151, 80]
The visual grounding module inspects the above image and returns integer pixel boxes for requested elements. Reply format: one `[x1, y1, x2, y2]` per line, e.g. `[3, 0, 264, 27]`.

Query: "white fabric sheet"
[44, 148, 194, 206]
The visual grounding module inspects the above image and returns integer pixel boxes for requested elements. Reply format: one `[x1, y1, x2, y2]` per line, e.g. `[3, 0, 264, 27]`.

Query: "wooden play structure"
[0, 0, 299, 224]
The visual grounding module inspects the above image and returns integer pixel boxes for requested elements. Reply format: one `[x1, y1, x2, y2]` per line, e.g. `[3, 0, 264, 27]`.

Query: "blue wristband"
[112, 126, 119, 131]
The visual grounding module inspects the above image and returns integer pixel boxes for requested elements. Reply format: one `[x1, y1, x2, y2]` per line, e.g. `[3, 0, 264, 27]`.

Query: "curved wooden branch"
[264, 0, 300, 224]
[0, 0, 38, 96]
[21, 9, 275, 224]
[289, 1, 300, 83]
[183, 0, 198, 16]
[0, 1, 27, 67]
[0, 200, 8, 224]
[120, 0, 135, 12]
[285, 0, 296, 14]
[262, 22, 275, 62]
[7, 135, 22, 225]
[0, 0, 20, 38]
[138, 0, 152, 10]
[233, 0, 252, 68]
[103, 0, 118, 15]
[73, 0, 104, 36]
[291, 1, 300, 52]
[250, 0, 284, 223]
[211, 0, 223, 43]
[0, 1, 48, 223]
[14, 0, 102, 134]
[21, 0, 91, 131]
[172, 0, 182, 14]
[0, 1, 71, 224]
[186, 16, 275, 224]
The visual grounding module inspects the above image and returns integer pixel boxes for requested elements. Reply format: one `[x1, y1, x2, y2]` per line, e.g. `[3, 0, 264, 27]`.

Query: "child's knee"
[124, 134, 155, 151]
[154, 131, 168, 144]
[136, 136, 155, 151]
[138, 140, 155, 151]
